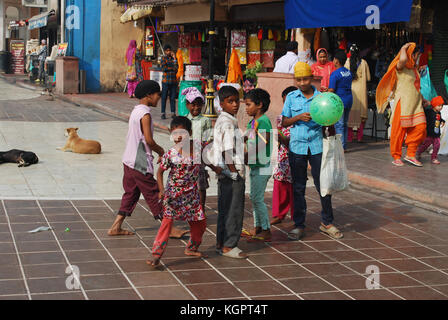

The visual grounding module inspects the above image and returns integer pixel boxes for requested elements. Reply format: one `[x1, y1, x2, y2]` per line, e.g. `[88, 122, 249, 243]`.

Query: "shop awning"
[28, 9, 55, 30]
[284, 0, 414, 29]
[120, 6, 153, 23]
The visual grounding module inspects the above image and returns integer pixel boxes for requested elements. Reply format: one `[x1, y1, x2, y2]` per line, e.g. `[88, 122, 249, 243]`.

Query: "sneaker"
[432, 159, 441, 165]
[161, 114, 166, 120]
[287, 228, 305, 241]
[392, 159, 404, 166]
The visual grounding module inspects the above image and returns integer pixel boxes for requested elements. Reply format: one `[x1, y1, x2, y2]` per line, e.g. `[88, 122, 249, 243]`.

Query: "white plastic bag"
[320, 134, 349, 197]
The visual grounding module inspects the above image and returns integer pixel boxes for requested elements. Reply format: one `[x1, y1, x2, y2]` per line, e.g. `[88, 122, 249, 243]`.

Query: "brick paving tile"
[280, 277, 338, 294]
[420, 257, 448, 269]
[46, 214, 84, 223]
[252, 294, 300, 300]
[246, 253, 294, 266]
[322, 274, 370, 291]
[389, 286, 448, 300]
[0, 233, 12, 242]
[31, 292, 85, 300]
[341, 261, 395, 274]
[219, 267, 272, 282]
[358, 248, 409, 260]
[20, 252, 65, 265]
[27, 277, 73, 294]
[127, 272, 179, 287]
[322, 250, 373, 262]
[138, 285, 193, 300]
[0, 280, 27, 295]
[117, 260, 163, 273]
[108, 248, 152, 261]
[77, 207, 112, 214]
[302, 263, 357, 277]
[80, 274, 131, 290]
[0, 295, 29, 300]
[0, 224, 8, 233]
[15, 232, 55, 242]
[0, 253, 19, 265]
[38, 200, 73, 208]
[235, 280, 292, 296]
[23, 263, 68, 279]
[86, 289, 140, 300]
[5, 207, 43, 216]
[306, 240, 351, 252]
[59, 239, 103, 251]
[268, 241, 313, 253]
[100, 238, 145, 250]
[376, 273, 423, 288]
[344, 289, 402, 300]
[261, 265, 314, 279]
[73, 200, 109, 207]
[16, 241, 59, 253]
[71, 261, 121, 276]
[53, 230, 96, 241]
[8, 215, 46, 223]
[4, 200, 38, 209]
[339, 238, 387, 250]
[395, 246, 445, 258]
[163, 258, 212, 271]
[186, 283, 243, 300]
[300, 291, 352, 300]
[432, 285, 448, 296]
[0, 242, 15, 254]
[0, 266, 22, 280]
[403, 270, 448, 286]
[286, 251, 334, 264]
[381, 258, 436, 272]
[65, 250, 112, 263]
[173, 269, 227, 285]
[376, 237, 425, 248]
[44, 207, 78, 215]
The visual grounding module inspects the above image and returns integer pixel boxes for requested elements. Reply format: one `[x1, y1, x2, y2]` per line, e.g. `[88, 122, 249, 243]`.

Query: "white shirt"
[212, 111, 246, 178]
[273, 51, 298, 74]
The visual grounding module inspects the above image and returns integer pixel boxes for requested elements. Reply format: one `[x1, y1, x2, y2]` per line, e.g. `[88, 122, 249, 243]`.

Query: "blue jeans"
[289, 150, 334, 229]
[334, 108, 351, 150]
[161, 83, 177, 114]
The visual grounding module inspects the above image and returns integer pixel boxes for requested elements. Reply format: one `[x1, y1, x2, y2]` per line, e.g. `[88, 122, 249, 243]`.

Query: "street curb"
[53, 93, 170, 132]
[347, 171, 448, 211]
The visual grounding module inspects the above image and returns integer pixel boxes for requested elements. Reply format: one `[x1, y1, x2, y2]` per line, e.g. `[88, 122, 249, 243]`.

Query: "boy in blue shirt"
[282, 62, 343, 241]
[329, 50, 353, 150]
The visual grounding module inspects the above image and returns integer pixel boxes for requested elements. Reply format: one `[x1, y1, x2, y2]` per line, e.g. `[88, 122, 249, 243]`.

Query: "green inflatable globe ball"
[310, 92, 344, 126]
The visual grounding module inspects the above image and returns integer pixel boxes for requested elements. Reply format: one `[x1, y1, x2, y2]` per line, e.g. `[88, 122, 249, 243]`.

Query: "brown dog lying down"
[57, 128, 101, 154]
[0, 149, 39, 167]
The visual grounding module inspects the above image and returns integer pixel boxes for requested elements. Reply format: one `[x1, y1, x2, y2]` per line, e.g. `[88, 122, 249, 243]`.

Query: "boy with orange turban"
[376, 43, 427, 167]
[416, 96, 445, 164]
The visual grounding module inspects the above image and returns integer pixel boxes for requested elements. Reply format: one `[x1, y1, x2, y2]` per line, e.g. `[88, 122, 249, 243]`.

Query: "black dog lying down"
[0, 149, 39, 167]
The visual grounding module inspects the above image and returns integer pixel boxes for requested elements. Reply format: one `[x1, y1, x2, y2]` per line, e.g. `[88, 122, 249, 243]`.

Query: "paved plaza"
[1, 78, 448, 300]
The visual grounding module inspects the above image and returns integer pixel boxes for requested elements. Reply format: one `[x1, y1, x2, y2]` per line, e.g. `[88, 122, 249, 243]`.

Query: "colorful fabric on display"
[180, 48, 190, 64]
[235, 47, 247, 65]
[262, 40, 275, 50]
[248, 52, 261, 67]
[227, 49, 243, 83]
[189, 47, 201, 63]
[231, 30, 247, 48]
[178, 33, 191, 48]
[261, 51, 274, 68]
[248, 34, 260, 52]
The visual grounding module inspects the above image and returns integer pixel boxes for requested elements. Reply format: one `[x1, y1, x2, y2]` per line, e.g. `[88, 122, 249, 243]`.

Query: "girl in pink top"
[108, 81, 186, 238]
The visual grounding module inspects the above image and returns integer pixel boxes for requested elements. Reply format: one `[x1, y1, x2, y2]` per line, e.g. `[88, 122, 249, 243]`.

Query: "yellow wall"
[100, 0, 145, 92]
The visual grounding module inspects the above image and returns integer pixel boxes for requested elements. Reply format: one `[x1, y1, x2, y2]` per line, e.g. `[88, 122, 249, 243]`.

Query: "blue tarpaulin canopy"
[284, 0, 414, 29]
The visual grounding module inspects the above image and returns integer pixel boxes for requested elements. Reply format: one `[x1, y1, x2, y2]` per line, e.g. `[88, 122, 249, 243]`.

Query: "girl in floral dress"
[270, 87, 297, 225]
[147, 116, 209, 268]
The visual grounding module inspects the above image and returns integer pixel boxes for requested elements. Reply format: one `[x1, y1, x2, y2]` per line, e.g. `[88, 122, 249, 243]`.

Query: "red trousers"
[272, 180, 294, 220]
[152, 218, 207, 259]
[118, 164, 162, 219]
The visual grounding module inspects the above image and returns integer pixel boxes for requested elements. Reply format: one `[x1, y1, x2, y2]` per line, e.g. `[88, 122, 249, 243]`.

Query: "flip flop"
[222, 247, 248, 259]
[319, 224, 344, 239]
[240, 228, 253, 238]
[404, 157, 423, 167]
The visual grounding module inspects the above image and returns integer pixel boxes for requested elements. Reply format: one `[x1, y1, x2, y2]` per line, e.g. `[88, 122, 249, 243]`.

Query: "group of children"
[108, 66, 346, 267]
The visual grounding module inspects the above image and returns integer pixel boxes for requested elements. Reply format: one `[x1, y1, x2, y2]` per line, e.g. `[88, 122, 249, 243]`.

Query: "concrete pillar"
[0, 0, 5, 51]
